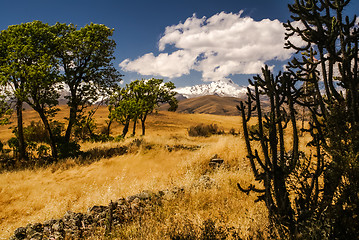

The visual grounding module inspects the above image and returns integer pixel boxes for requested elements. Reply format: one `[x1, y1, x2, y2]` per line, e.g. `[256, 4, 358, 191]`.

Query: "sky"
[1, 0, 359, 88]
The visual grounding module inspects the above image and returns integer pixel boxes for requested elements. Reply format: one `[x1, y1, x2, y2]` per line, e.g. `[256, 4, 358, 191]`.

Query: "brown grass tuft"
[0, 109, 271, 239]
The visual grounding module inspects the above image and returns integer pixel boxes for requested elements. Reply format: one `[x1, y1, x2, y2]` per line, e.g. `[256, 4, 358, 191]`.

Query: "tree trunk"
[106, 119, 112, 137]
[141, 113, 147, 136]
[38, 110, 58, 161]
[132, 119, 137, 136]
[16, 100, 27, 161]
[122, 120, 130, 138]
[65, 105, 77, 143]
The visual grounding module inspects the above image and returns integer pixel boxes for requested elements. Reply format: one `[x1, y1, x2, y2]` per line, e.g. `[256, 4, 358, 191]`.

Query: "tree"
[109, 86, 139, 138]
[109, 79, 177, 138]
[55, 23, 122, 144]
[134, 78, 177, 135]
[0, 93, 12, 151]
[0, 21, 61, 160]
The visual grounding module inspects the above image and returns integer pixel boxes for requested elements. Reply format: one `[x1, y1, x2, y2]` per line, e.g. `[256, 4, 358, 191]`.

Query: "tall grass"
[0, 110, 269, 239]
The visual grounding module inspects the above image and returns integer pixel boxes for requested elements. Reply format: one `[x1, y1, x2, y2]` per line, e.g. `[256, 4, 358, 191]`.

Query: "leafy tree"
[133, 78, 177, 135]
[0, 21, 60, 160]
[109, 79, 177, 137]
[109, 86, 139, 138]
[0, 94, 12, 151]
[0, 94, 12, 126]
[55, 23, 122, 144]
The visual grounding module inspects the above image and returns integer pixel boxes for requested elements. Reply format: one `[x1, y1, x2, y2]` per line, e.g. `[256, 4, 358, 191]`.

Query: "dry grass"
[0, 108, 270, 239]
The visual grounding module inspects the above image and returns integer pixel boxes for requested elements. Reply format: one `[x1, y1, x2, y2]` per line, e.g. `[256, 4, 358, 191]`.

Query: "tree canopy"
[0, 21, 60, 160]
[55, 23, 122, 143]
[109, 78, 177, 137]
[0, 21, 122, 161]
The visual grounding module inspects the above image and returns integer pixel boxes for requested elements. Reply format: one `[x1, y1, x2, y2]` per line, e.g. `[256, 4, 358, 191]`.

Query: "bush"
[21, 121, 65, 144]
[23, 121, 49, 143]
[188, 124, 224, 137]
[56, 137, 81, 159]
[229, 128, 239, 136]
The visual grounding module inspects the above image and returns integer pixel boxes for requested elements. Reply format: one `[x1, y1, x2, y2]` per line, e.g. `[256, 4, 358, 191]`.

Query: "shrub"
[20, 120, 65, 144]
[188, 124, 224, 137]
[56, 137, 81, 159]
[229, 128, 239, 136]
[23, 121, 49, 143]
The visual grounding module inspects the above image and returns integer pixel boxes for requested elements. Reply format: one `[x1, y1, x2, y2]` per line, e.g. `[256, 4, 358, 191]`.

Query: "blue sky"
[1, 0, 358, 87]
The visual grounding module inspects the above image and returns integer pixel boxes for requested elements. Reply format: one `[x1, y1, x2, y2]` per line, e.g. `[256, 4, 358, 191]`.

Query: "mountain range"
[158, 80, 249, 116]
[175, 80, 248, 99]
[160, 95, 243, 116]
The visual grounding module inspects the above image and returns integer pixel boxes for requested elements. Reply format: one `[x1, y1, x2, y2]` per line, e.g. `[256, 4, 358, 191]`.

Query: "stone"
[52, 220, 64, 232]
[29, 232, 43, 240]
[13, 227, 27, 239]
[209, 155, 224, 168]
[43, 219, 57, 227]
[88, 205, 107, 215]
[126, 190, 153, 202]
[136, 190, 152, 200]
[26, 223, 43, 238]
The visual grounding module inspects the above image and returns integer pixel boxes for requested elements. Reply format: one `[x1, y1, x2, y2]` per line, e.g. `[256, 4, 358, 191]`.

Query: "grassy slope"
[0, 107, 269, 239]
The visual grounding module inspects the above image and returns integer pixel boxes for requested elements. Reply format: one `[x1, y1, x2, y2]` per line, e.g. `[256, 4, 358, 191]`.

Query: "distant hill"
[175, 79, 247, 99]
[160, 95, 244, 116]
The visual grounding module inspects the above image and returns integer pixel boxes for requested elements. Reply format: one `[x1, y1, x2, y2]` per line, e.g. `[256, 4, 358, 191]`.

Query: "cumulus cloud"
[120, 11, 299, 81]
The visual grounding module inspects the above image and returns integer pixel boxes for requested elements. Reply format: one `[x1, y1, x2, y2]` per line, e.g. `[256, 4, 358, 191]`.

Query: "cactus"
[239, 0, 359, 238]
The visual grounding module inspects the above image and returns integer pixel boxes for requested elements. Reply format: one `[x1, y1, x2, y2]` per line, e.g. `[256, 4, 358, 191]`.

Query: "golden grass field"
[0, 106, 312, 239]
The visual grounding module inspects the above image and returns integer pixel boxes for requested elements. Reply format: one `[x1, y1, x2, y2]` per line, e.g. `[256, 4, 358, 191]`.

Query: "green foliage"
[109, 78, 177, 137]
[23, 121, 50, 143]
[0, 20, 121, 161]
[55, 137, 82, 159]
[7, 137, 19, 154]
[0, 20, 61, 160]
[56, 22, 122, 143]
[73, 115, 97, 141]
[0, 94, 12, 126]
[36, 145, 50, 159]
[188, 124, 224, 137]
[21, 121, 64, 144]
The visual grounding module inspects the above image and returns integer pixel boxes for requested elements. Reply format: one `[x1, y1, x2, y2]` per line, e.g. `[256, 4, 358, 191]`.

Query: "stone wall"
[9, 188, 185, 240]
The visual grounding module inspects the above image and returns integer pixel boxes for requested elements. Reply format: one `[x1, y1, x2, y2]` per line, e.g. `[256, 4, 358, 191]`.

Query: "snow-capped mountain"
[175, 80, 248, 99]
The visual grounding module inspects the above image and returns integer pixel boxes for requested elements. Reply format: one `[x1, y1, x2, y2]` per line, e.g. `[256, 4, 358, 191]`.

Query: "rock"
[13, 227, 26, 239]
[29, 232, 43, 240]
[137, 190, 152, 200]
[209, 154, 224, 168]
[44, 219, 57, 227]
[52, 220, 65, 232]
[25, 223, 43, 238]
[52, 231, 65, 240]
[126, 190, 153, 202]
[63, 211, 83, 229]
[88, 205, 107, 215]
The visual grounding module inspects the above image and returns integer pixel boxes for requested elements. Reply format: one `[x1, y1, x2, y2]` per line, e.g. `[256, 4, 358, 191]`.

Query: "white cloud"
[120, 50, 197, 78]
[120, 11, 300, 81]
